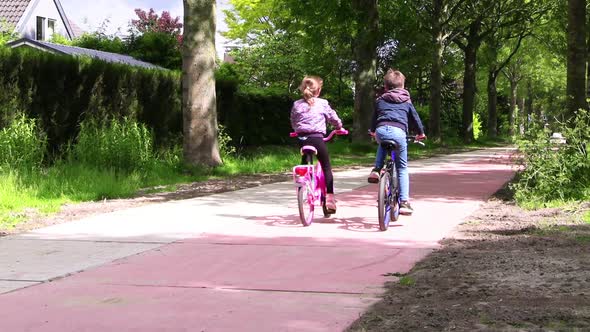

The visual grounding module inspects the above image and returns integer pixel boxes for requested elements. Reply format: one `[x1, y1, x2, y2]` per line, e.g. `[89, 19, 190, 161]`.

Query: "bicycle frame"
[290, 129, 348, 226]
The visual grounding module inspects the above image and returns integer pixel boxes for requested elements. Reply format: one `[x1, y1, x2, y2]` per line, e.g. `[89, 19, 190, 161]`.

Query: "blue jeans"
[374, 126, 409, 201]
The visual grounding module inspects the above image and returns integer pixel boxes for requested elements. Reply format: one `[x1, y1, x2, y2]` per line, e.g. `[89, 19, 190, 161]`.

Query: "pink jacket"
[290, 98, 342, 135]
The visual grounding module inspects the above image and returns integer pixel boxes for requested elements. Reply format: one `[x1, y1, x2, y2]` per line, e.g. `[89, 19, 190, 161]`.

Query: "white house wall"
[16, 0, 69, 40]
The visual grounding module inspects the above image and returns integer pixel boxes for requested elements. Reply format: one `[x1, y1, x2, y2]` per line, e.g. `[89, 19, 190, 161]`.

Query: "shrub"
[512, 109, 590, 204]
[0, 116, 46, 170]
[217, 124, 236, 157]
[473, 113, 483, 140]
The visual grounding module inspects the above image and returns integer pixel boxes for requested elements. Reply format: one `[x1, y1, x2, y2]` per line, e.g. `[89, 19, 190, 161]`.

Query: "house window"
[36, 16, 46, 40]
[48, 19, 56, 39]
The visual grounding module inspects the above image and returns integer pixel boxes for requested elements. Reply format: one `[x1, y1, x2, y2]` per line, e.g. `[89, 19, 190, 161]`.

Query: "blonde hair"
[299, 76, 323, 105]
[384, 69, 406, 90]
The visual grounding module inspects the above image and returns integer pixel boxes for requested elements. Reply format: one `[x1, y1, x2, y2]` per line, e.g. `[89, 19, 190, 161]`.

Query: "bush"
[127, 31, 181, 70]
[512, 109, 590, 204]
[72, 33, 126, 54]
[70, 117, 154, 172]
[0, 116, 46, 170]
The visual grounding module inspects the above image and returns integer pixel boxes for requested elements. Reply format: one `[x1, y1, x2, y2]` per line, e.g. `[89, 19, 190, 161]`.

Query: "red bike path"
[0, 148, 516, 331]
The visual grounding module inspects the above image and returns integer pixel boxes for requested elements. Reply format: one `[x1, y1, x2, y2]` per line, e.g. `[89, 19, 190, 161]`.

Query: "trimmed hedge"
[216, 82, 293, 146]
[0, 48, 181, 155]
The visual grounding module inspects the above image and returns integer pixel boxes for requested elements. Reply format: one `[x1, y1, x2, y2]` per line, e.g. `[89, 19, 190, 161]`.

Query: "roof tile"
[0, 0, 31, 27]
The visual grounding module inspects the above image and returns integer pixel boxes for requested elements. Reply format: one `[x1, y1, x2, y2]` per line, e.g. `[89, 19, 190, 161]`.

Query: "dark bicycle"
[376, 138, 424, 231]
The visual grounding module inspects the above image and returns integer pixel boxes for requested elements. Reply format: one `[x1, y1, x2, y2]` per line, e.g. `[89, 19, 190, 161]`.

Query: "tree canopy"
[222, 0, 584, 142]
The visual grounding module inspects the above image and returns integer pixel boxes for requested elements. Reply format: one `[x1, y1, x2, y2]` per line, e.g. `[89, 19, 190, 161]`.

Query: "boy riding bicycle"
[368, 69, 426, 215]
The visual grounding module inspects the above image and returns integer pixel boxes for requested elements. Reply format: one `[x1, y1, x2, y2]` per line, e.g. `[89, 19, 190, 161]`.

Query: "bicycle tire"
[390, 165, 400, 222]
[297, 185, 314, 226]
[378, 171, 391, 231]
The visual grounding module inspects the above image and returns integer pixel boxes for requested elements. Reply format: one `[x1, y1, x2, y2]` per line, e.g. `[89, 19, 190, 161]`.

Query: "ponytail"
[299, 76, 323, 106]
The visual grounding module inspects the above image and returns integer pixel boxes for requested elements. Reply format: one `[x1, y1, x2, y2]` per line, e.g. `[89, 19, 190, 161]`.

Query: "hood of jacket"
[380, 88, 411, 103]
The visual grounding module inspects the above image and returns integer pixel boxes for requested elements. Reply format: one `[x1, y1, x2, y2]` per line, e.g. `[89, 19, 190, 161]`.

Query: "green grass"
[399, 276, 416, 286]
[0, 138, 511, 232]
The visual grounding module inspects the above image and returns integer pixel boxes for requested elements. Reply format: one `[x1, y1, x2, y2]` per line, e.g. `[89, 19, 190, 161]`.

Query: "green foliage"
[473, 113, 483, 140]
[127, 31, 181, 70]
[399, 276, 416, 286]
[512, 109, 590, 204]
[217, 124, 236, 158]
[0, 19, 18, 47]
[218, 85, 294, 146]
[73, 33, 126, 54]
[49, 33, 73, 46]
[225, 0, 355, 98]
[0, 48, 181, 156]
[0, 116, 46, 171]
[70, 117, 154, 172]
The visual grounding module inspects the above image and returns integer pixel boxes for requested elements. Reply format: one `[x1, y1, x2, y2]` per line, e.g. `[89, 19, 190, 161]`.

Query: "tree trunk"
[182, 0, 222, 167]
[586, 15, 590, 98]
[461, 42, 478, 143]
[566, 0, 587, 119]
[487, 69, 498, 139]
[508, 80, 518, 136]
[429, 0, 444, 142]
[351, 0, 379, 142]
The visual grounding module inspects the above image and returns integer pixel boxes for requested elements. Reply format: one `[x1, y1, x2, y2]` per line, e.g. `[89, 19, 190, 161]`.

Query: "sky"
[60, 0, 232, 57]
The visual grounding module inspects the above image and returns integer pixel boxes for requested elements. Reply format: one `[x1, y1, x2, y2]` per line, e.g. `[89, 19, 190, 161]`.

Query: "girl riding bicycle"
[290, 76, 343, 213]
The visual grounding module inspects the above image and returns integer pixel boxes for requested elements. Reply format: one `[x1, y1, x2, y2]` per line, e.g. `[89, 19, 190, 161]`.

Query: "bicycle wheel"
[378, 171, 392, 231]
[389, 163, 401, 222]
[297, 185, 314, 226]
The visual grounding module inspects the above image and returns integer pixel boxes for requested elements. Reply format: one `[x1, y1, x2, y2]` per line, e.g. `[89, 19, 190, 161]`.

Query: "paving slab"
[58, 240, 433, 294]
[0, 280, 39, 294]
[0, 282, 377, 332]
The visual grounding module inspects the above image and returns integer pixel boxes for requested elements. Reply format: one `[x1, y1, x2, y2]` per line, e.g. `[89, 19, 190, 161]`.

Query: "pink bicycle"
[291, 129, 349, 226]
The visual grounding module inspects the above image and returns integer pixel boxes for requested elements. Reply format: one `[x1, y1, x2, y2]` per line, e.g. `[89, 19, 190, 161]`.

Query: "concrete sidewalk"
[0, 148, 516, 331]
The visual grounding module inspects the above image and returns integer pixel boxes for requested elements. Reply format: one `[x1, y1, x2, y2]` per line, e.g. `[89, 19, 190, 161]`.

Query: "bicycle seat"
[380, 140, 399, 151]
[300, 145, 318, 155]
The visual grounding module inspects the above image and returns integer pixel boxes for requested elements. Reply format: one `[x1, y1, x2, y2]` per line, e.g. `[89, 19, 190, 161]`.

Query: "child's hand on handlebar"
[335, 127, 349, 135]
[415, 133, 427, 141]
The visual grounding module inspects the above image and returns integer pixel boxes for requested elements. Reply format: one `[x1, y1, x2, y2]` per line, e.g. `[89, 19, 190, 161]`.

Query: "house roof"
[0, 0, 75, 39]
[7, 38, 163, 70]
[67, 18, 84, 38]
[0, 0, 30, 27]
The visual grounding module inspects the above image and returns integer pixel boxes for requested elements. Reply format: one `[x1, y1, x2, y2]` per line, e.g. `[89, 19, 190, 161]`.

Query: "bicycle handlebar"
[410, 139, 426, 146]
[367, 130, 426, 146]
[290, 129, 349, 142]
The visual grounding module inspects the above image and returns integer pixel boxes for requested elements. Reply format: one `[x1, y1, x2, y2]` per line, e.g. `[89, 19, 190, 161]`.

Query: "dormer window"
[36, 16, 46, 40]
[48, 19, 56, 38]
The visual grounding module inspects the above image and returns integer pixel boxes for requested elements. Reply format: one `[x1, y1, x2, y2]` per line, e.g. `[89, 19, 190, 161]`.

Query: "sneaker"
[367, 168, 380, 183]
[400, 201, 413, 215]
[325, 194, 337, 213]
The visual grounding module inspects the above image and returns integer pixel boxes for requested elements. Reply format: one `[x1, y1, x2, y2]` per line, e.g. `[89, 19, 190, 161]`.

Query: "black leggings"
[298, 137, 334, 194]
